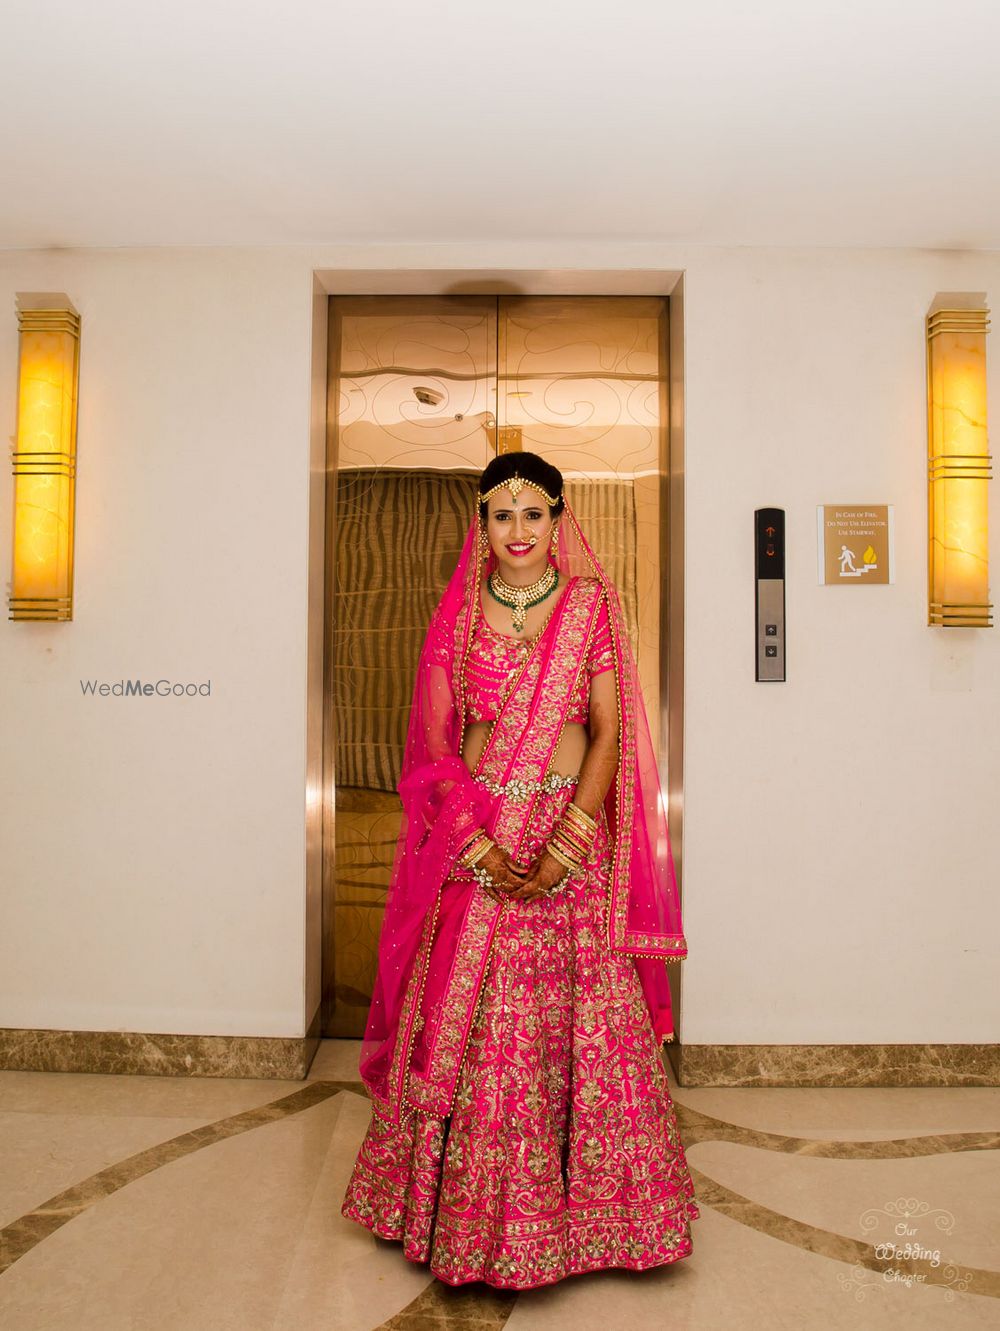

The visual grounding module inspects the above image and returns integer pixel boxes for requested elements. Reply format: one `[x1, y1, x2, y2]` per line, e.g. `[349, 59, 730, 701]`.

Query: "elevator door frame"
[306, 273, 686, 1070]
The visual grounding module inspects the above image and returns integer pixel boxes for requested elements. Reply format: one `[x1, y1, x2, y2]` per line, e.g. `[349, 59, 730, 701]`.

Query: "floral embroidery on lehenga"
[342, 785, 701, 1290]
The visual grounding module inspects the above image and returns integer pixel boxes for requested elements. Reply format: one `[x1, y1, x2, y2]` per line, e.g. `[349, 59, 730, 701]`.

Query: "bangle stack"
[458, 828, 494, 868]
[464, 803, 599, 901]
[545, 801, 598, 876]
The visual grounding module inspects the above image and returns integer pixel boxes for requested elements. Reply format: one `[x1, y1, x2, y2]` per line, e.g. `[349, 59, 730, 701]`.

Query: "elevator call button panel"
[755, 507, 785, 682]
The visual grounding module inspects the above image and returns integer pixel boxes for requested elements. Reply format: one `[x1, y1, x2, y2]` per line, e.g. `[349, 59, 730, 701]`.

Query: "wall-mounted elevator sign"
[817, 506, 894, 585]
[755, 507, 785, 682]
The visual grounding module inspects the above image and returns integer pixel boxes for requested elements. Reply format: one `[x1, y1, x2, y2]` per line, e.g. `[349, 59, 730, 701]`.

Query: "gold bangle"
[460, 832, 493, 867]
[552, 820, 594, 856]
[457, 829, 483, 857]
[546, 840, 581, 872]
[556, 815, 594, 843]
[556, 809, 593, 841]
[549, 838, 590, 871]
[551, 836, 590, 866]
[565, 801, 597, 832]
[466, 837, 494, 867]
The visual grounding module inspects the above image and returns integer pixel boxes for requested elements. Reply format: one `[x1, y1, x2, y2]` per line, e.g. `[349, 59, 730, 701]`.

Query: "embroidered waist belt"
[473, 771, 578, 801]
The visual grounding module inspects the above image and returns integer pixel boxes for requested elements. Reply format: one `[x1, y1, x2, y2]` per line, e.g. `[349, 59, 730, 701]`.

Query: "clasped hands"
[475, 842, 565, 903]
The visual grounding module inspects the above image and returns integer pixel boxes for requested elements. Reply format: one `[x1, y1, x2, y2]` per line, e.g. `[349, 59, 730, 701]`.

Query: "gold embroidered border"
[375, 893, 441, 1125]
[405, 885, 503, 1115]
[606, 598, 635, 951]
[506, 580, 602, 863]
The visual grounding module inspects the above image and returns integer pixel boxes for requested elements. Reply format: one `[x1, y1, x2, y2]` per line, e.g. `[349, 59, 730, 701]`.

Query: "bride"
[341, 450, 699, 1289]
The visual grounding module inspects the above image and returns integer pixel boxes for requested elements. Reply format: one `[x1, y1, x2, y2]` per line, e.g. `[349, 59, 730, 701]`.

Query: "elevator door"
[322, 294, 669, 1037]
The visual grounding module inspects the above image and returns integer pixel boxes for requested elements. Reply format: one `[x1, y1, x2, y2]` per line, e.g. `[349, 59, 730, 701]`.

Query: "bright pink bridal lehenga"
[341, 495, 700, 1290]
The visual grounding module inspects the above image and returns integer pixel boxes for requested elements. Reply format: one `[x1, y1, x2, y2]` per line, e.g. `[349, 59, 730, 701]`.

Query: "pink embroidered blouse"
[462, 588, 615, 725]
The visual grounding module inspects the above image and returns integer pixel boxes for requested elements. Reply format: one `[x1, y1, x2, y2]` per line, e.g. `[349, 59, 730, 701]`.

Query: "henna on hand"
[478, 844, 528, 898]
[506, 849, 565, 902]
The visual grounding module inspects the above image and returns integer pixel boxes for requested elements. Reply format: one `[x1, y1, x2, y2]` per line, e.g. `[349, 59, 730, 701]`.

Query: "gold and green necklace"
[487, 562, 559, 633]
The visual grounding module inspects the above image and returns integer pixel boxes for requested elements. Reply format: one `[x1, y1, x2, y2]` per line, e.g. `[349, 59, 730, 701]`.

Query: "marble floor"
[1, 1040, 997, 1330]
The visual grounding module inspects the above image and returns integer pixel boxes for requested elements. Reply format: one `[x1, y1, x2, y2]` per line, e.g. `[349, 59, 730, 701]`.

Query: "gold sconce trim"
[12, 451, 77, 478]
[926, 302, 992, 628]
[9, 296, 81, 623]
[9, 597, 74, 620]
[928, 456, 992, 482]
[927, 308, 990, 340]
[17, 308, 81, 339]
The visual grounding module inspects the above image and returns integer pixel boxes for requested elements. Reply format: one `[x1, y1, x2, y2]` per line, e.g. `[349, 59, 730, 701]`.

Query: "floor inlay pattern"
[0, 1081, 353, 1274]
[378, 1279, 518, 1330]
[1, 1062, 997, 1328]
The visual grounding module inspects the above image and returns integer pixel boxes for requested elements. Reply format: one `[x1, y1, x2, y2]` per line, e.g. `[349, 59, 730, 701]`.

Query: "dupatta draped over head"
[360, 491, 687, 1124]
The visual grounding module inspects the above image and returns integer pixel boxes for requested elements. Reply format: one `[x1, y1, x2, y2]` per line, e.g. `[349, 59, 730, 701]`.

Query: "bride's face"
[485, 487, 555, 580]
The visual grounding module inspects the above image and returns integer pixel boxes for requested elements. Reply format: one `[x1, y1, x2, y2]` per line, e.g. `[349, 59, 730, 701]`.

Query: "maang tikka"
[477, 473, 561, 509]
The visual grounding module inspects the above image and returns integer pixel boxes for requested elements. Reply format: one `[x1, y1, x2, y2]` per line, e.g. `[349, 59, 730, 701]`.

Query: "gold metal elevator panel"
[322, 295, 670, 1037]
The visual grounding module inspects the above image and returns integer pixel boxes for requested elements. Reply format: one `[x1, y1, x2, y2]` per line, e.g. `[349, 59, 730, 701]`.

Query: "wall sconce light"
[926, 299, 992, 627]
[9, 294, 80, 621]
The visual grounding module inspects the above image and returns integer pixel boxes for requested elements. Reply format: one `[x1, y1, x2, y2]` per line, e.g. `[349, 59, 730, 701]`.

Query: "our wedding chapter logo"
[837, 1196, 973, 1302]
[79, 678, 212, 697]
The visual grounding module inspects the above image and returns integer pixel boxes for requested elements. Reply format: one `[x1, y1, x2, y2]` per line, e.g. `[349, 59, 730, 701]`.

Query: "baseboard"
[675, 1043, 1000, 1087]
[9, 1029, 994, 1087]
[0, 1024, 324, 1080]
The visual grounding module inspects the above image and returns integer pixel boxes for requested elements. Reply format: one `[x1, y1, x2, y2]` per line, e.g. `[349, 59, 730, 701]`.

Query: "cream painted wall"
[681, 248, 999, 1043]
[1, 243, 997, 1045]
[0, 250, 317, 1035]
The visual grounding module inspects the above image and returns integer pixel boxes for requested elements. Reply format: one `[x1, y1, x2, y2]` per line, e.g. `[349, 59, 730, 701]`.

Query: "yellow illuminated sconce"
[926, 299, 992, 627]
[9, 294, 80, 621]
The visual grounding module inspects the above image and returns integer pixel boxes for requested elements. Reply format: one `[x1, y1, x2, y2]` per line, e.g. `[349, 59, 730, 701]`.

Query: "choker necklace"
[488, 563, 558, 633]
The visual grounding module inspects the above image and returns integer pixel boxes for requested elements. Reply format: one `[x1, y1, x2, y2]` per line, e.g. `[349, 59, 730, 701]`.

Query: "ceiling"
[3, 0, 999, 251]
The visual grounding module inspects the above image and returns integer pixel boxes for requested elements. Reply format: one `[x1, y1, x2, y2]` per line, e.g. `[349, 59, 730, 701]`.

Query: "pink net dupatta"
[359, 517, 488, 1118]
[554, 499, 687, 1044]
[359, 497, 688, 1119]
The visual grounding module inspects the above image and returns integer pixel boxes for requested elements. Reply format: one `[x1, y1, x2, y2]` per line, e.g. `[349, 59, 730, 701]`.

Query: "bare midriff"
[461, 719, 589, 779]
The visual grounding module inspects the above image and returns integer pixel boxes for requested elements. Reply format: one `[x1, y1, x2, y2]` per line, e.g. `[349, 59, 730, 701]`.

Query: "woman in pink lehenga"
[342, 451, 700, 1290]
